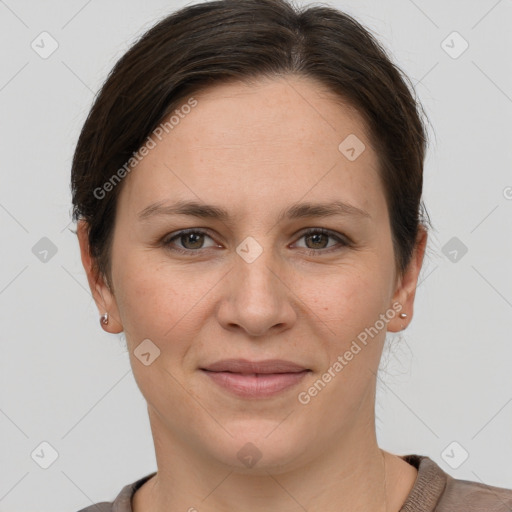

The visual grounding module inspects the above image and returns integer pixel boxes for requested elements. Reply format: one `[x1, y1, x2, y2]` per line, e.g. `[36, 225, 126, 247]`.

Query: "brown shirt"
[76, 454, 512, 511]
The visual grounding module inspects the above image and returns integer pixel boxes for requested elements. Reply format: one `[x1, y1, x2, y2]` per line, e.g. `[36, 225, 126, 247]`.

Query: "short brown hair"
[71, 0, 432, 289]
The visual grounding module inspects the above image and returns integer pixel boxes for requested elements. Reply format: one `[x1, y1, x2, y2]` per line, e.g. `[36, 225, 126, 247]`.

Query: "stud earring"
[100, 313, 109, 326]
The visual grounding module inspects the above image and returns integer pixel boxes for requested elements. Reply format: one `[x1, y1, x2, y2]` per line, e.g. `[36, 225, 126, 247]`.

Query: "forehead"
[118, 76, 385, 224]
[173, 75, 371, 153]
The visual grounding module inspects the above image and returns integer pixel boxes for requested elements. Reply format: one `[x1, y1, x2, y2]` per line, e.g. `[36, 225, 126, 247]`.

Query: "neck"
[133, 405, 417, 512]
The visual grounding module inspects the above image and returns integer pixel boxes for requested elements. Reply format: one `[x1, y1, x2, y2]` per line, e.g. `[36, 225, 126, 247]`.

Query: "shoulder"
[401, 454, 512, 512]
[74, 471, 157, 512]
[76, 502, 112, 512]
[440, 473, 512, 511]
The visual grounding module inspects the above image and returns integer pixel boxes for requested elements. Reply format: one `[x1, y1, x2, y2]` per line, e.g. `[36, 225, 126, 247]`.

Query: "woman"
[71, 0, 512, 510]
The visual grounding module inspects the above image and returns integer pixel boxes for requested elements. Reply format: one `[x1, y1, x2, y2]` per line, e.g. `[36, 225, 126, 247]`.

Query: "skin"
[78, 75, 427, 512]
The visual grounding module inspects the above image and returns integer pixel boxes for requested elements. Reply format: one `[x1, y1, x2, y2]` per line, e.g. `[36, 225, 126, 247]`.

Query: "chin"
[204, 423, 309, 474]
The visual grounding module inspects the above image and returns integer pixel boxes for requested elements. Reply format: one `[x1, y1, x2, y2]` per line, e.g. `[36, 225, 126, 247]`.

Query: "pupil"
[308, 233, 326, 248]
[184, 233, 202, 248]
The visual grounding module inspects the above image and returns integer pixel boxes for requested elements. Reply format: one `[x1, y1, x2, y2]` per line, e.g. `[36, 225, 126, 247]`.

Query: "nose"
[216, 245, 297, 337]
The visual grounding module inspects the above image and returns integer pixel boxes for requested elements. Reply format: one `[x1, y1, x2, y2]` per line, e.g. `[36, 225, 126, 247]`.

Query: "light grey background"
[1, 0, 511, 510]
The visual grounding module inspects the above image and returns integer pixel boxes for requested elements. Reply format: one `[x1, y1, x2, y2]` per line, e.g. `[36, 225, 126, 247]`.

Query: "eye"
[293, 228, 350, 256]
[161, 227, 351, 256]
[162, 228, 218, 255]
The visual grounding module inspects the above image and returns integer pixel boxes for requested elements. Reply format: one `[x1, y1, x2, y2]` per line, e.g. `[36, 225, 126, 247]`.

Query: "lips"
[200, 359, 311, 398]
[200, 358, 309, 374]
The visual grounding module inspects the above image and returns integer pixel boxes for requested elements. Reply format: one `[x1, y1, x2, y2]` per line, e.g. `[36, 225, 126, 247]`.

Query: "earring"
[100, 313, 109, 326]
[399, 312, 407, 331]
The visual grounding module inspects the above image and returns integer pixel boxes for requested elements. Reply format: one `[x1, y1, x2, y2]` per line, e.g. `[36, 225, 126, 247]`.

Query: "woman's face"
[80, 75, 426, 472]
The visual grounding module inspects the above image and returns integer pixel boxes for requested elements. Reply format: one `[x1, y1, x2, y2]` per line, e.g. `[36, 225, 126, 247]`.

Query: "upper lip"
[201, 359, 309, 374]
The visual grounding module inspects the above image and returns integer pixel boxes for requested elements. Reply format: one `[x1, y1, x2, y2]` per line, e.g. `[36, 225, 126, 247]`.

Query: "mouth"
[199, 359, 311, 398]
[200, 358, 310, 374]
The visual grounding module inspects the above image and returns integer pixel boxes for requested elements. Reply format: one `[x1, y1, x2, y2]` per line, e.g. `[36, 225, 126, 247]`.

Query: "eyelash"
[161, 227, 351, 257]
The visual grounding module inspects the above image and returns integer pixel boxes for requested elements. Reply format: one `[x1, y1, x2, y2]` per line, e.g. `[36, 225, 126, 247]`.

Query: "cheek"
[114, 253, 216, 352]
[113, 253, 178, 340]
[308, 265, 386, 326]
[306, 273, 389, 392]
[301, 264, 392, 375]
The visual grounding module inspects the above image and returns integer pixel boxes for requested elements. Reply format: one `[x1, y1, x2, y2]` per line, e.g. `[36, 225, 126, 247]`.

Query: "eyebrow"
[138, 199, 371, 224]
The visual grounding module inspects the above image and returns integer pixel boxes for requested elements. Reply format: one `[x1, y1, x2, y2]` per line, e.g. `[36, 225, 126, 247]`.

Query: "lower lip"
[201, 370, 310, 398]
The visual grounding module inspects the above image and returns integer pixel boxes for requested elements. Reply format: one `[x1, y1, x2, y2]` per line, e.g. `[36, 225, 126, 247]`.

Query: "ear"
[387, 225, 428, 332]
[77, 220, 123, 334]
